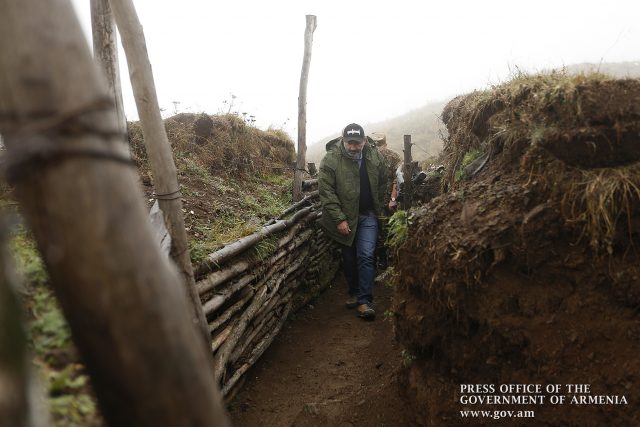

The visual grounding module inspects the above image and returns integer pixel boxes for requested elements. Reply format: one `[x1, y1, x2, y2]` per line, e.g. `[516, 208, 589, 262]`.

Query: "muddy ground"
[228, 274, 413, 427]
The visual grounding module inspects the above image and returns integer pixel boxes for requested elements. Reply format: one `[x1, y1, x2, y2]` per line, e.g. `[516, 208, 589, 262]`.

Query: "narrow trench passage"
[228, 274, 412, 426]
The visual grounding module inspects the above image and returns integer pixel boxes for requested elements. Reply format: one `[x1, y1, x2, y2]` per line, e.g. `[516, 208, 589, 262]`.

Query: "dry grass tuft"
[438, 70, 640, 252]
[128, 113, 295, 182]
[562, 165, 640, 253]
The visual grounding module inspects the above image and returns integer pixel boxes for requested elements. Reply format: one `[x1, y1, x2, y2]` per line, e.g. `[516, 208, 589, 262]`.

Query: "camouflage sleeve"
[378, 153, 389, 208]
[318, 156, 347, 224]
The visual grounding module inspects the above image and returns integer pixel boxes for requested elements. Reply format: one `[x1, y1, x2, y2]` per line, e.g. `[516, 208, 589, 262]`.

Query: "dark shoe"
[357, 303, 375, 320]
[345, 296, 358, 309]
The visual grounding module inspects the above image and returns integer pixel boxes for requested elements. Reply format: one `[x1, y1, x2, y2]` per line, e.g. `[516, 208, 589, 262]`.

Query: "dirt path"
[228, 274, 412, 426]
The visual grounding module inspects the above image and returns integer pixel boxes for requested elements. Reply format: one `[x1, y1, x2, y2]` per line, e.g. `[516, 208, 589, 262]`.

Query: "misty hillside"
[307, 61, 640, 166]
[562, 60, 640, 78]
[307, 100, 448, 164]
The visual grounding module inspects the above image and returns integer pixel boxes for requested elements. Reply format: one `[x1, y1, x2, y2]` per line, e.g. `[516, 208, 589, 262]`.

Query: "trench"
[227, 274, 412, 426]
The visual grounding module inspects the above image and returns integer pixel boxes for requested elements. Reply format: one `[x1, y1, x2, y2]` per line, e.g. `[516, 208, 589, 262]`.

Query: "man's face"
[344, 139, 365, 156]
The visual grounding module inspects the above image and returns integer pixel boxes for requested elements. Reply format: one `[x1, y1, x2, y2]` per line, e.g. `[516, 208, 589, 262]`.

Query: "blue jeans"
[342, 212, 378, 305]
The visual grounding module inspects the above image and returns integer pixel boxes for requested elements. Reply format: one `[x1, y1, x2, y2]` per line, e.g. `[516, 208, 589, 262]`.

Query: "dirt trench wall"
[393, 73, 640, 426]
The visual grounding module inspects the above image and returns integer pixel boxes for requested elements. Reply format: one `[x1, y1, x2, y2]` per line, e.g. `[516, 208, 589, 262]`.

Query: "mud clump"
[393, 73, 640, 426]
[129, 113, 295, 180]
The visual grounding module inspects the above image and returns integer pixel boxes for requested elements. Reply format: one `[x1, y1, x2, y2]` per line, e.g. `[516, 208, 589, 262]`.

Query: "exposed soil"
[228, 273, 413, 427]
[393, 73, 640, 426]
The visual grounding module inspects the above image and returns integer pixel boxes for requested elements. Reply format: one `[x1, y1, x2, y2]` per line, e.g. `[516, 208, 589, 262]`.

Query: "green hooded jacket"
[318, 138, 388, 246]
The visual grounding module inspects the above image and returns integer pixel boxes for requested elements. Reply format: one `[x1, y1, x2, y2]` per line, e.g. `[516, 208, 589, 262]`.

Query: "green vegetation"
[186, 172, 292, 265]
[251, 235, 278, 261]
[9, 228, 99, 426]
[400, 349, 416, 368]
[11, 229, 48, 286]
[454, 148, 483, 182]
[47, 365, 96, 426]
[28, 287, 71, 358]
[128, 113, 296, 266]
[386, 210, 411, 247]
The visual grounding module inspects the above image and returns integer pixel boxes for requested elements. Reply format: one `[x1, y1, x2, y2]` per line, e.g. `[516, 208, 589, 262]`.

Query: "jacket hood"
[325, 137, 341, 152]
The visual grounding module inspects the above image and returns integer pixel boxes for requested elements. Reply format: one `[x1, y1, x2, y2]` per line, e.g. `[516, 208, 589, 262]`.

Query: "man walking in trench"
[319, 123, 388, 320]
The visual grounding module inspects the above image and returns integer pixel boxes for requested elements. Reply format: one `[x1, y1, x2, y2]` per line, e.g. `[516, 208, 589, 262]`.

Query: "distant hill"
[562, 61, 640, 78]
[307, 100, 448, 164]
[307, 61, 640, 165]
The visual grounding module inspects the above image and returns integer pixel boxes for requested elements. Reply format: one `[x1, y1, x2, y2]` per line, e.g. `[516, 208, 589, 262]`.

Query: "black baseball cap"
[342, 123, 365, 143]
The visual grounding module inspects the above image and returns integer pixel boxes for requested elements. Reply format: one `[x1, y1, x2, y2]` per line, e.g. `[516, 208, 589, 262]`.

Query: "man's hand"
[337, 220, 351, 235]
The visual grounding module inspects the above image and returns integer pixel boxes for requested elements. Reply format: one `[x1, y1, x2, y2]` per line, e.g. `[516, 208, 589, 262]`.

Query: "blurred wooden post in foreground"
[91, 0, 126, 137]
[108, 0, 211, 345]
[293, 15, 317, 202]
[402, 135, 413, 210]
[0, 220, 30, 427]
[0, 1, 228, 425]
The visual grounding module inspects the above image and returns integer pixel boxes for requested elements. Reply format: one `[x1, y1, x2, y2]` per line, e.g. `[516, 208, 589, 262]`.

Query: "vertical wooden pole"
[91, 0, 126, 137]
[0, 1, 228, 425]
[108, 0, 210, 346]
[0, 221, 30, 427]
[402, 135, 413, 210]
[293, 15, 317, 202]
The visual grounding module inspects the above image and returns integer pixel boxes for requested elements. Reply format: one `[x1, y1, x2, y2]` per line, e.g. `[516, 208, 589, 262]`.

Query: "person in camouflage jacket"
[369, 132, 402, 212]
[368, 133, 402, 271]
[319, 123, 388, 320]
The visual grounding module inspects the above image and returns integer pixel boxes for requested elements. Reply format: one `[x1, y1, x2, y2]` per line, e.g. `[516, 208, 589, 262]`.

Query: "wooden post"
[108, 0, 210, 346]
[91, 0, 126, 137]
[293, 15, 317, 202]
[402, 135, 413, 210]
[0, 1, 228, 425]
[0, 220, 30, 427]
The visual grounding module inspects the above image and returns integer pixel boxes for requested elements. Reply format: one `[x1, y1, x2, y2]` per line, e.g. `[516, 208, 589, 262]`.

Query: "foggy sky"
[71, 0, 640, 145]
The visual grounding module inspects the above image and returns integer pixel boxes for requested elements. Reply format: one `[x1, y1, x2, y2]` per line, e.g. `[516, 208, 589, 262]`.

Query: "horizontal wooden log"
[196, 259, 252, 296]
[264, 191, 318, 226]
[202, 273, 256, 316]
[200, 207, 317, 273]
[203, 238, 311, 316]
[201, 229, 313, 312]
[230, 310, 279, 364]
[308, 248, 328, 261]
[222, 254, 303, 369]
[221, 301, 292, 396]
[301, 179, 318, 191]
[211, 325, 232, 353]
[251, 247, 309, 321]
[213, 284, 270, 383]
[208, 290, 252, 334]
[196, 217, 314, 289]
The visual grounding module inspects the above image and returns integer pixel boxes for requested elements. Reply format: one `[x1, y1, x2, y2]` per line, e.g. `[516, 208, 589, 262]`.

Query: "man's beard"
[345, 150, 362, 160]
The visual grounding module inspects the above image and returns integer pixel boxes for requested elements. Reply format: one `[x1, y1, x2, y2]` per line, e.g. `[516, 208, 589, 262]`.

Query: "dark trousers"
[342, 212, 378, 305]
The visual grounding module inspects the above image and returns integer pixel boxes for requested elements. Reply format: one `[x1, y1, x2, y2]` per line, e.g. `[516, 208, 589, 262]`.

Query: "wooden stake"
[293, 15, 317, 202]
[107, 0, 210, 346]
[0, 220, 30, 427]
[0, 1, 228, 425]
[90, 0, 126, 137]
[402, 134, 413, 210]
